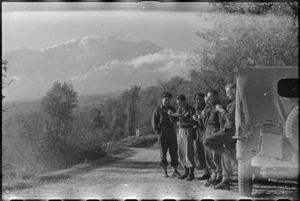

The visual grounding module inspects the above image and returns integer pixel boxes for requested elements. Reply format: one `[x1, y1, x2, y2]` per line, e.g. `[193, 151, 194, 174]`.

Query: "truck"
[234, 66, 298, 196]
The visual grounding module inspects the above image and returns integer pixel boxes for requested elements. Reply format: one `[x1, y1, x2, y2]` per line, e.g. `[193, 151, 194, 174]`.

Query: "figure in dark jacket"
[193, 92, 211, 180]
[151, 92, 180, 178]
[169, 95, 198, 181]
[204, 83, 237, 190]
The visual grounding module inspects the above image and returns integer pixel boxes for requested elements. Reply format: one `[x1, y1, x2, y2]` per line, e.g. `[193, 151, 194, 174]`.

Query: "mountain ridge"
[3, 34, 189, 101]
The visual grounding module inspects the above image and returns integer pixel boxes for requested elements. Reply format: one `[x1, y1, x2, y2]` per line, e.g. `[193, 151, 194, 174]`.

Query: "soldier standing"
[193, 93, 211, 180]
[151, 92, 180, 178]
[169, 95, 198, 181]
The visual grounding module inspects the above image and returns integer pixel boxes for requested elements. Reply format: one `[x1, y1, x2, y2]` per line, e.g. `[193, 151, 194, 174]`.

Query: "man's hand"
[215, 104, 225, 113]
[195, 110, 201, 116]
[192, 114, 198, 121]
[167, 110, 174, 115]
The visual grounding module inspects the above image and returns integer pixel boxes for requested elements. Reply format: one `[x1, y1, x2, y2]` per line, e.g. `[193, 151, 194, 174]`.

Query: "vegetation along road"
[3, 147, 297, 199]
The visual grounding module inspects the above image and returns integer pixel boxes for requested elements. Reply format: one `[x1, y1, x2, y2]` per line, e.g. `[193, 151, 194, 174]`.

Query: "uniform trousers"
[157, 125, 179, 167]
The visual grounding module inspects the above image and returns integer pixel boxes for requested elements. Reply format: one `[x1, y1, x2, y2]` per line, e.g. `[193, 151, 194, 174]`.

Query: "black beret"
[176, 94, 186, 101]
[194, 93, 205, 99]
[161, 91, 172, 99]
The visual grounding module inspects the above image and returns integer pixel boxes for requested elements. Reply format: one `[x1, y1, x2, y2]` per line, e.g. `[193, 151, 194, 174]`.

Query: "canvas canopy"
[235, 66, 298, 137]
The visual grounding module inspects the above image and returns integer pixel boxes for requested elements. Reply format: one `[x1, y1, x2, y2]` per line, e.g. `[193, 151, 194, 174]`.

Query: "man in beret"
[151, 91, 180, 178]
[193, 93, 211, 180]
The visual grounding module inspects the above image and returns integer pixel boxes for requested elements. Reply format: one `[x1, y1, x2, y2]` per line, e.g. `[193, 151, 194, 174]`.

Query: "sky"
[2, 2, 212, 53]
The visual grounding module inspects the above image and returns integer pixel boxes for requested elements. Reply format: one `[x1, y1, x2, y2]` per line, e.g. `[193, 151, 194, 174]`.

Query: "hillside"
[2, 34, 188, 101]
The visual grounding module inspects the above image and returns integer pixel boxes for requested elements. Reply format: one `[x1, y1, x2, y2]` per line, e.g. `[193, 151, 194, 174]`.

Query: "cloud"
[127, 49, 187, 68]
[155, 59, 191, 79]
[71, 72, 91, 80]
[12, 76, 22, 80]
[129, 49, 191, 79]
[91, 48, 191, 79]
[94, 60, 120, 71]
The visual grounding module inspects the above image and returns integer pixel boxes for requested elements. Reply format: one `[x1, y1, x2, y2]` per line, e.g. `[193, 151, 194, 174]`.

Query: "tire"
[285, 105, 298, 151]
[238, 159, 253, 197]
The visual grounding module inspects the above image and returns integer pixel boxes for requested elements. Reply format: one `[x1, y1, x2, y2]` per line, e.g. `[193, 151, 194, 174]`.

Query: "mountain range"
[3, 34, 190, 101]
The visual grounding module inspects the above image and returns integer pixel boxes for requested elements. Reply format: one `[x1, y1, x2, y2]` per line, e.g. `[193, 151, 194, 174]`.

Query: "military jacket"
[170, 104, 198, 128]
[151, 105, 176, 134]
[221, 99, 236, 130]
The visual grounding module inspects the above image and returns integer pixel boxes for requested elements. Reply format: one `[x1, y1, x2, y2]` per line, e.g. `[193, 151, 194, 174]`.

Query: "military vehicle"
[234, 66, 298, 196]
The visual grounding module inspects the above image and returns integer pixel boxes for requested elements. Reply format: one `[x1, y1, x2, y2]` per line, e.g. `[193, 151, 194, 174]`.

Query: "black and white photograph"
[2, 1, 298, 200]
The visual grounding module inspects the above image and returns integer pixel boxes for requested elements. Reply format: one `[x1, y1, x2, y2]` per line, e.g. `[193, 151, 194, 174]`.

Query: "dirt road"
[3, 148, 298, 199]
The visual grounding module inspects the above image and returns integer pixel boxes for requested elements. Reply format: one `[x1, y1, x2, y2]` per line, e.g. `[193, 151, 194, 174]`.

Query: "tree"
[41, 81, 78, 120]
[122, 85, 141, 136]
[90, 107, 108, 130]
[210, 2, 298, 16]
[187, 12, 298, 93]
[2, 59, 15, 111]
[157, 78, 168, 91]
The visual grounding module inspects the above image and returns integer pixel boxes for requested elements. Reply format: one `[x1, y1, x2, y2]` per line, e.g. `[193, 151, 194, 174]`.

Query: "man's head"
[176, 94, 186, 108]
[225, 83, 236, 100]
[194, 93, 205, 105]
[206, 90, 219, 105]
[161, 91, 172, 106]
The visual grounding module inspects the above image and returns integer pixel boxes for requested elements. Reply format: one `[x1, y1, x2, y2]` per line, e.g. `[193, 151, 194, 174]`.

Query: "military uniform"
[170, 102, 198, 180]
[202, 102, 225, 185]
[204, 99, 237, 177]
[172, 104, 198, 168]
[152, 104, 179, 168]
[194, 103, 210, 173]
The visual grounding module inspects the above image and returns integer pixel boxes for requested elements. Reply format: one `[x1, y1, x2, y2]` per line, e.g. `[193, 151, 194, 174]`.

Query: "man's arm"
[168, 106, 178, 123]
[151, 108, 161, 134]
[217, 104, 234, 129]
[179, 106, 198, 126]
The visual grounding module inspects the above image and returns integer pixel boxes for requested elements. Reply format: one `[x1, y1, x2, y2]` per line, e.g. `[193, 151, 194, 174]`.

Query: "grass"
[37, 163, 93, 183]
[2, 149, 134, 193]
[2, 133, 155, 193]
[2, 179, 37, 192]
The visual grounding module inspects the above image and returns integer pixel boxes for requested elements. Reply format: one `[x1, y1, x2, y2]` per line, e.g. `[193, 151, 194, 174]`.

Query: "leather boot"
[197, 173, 211, 180]
[186, 167, 195, 181]
[178, 167, 189, 179]
[211, 173, 222, 186]
[171, 167, 181, 178]
[204, 173, 216, 187]
[212, 176, 230, 190]
[162, 166, 169, 177]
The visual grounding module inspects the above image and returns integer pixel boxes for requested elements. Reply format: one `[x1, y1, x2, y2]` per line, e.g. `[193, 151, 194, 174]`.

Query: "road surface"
[2, 148, 298, 199]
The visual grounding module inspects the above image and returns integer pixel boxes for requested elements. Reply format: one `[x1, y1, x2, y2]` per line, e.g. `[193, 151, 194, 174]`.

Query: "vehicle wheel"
[238, 159, 253, 197]
[285, 105, 298, 151]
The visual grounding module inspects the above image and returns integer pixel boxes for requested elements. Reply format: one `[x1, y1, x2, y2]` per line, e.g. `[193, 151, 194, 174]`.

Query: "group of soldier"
[151, 83, 237, 190]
